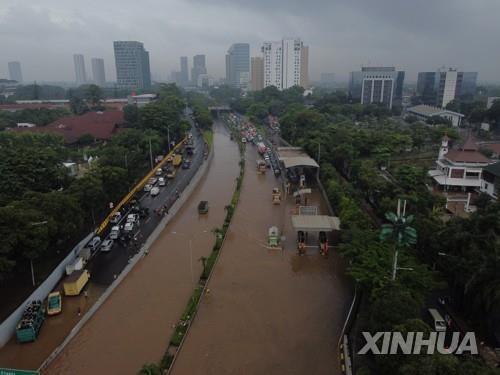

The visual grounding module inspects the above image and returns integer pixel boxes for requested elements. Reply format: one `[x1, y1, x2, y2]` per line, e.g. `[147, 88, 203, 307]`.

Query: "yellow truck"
[173, 154, 183, 167]
[63, 269, 90, 296]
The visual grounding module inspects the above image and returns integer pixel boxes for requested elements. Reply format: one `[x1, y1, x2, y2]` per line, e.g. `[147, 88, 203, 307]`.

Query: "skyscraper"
[113, 41, 151, 90]
[262, 38, 304, 90]
[191, 55, 207, 87]
[8, 61, 23, 83]
[73, 54, 86, 85]
[180, 56, 189, 86]
[349, 67, 405, 109]
[91, 58, 106, 87]
[225, 43, 250, 89]
[319, 73, 336, 88]
[250, 57, 264, 91]
[300, 45, 309, 88]
[416, 68, 478, 107]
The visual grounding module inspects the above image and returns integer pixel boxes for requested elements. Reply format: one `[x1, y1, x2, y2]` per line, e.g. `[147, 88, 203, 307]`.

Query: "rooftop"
[483, 162, 500, 178]
[277, 147, 319, 169]
[407, 104, 464, 118]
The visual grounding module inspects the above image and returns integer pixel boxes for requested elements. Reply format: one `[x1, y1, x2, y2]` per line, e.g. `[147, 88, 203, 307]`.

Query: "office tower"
[91, 58, 106, 86]
[113, 41, 151, 90]
[262, 38, 303, 90]
[73, 54, 87, 85]
[250, 57, 264, 91]
[416, 68, 478, 107]
[191, 55, 207, 86]
[8, 61, 23, 83]
[349, 67, 405, 109]
[320, 73, 336, 88]
[225, 43, 250, 89]
[180, 56, 189, 86]
[300, 45, 309, 88]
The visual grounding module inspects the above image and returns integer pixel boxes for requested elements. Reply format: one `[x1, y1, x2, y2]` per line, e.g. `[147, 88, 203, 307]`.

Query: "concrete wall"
[0, 232, 94, 347]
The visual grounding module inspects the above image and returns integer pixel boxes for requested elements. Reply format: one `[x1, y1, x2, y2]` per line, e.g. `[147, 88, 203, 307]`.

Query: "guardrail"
[96, 137, 187, 235]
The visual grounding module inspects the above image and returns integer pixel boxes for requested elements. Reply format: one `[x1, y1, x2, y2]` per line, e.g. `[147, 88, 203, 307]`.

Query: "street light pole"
[28, 220, 48, 287]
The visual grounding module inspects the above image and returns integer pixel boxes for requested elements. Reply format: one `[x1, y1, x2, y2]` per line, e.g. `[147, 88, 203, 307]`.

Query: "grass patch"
[203, 129, 214, 147]
[181, 287, 203, 321]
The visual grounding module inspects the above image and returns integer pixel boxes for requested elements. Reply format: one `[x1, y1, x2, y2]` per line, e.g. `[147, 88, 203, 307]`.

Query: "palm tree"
[380, 199, 417, 280]
[138, 363, 161, 375]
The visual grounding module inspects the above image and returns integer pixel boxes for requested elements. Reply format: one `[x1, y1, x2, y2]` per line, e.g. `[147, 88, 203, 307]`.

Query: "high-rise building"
[113, 41, 151, 90]
[180, 56, 189, 86]
[225, 43, 250, 89]
[262, 38, 305, 90]
[416, 68, 478, 107]
[300, 45, 309, 88]
[191, 55, 207, 87]
[73, 54, 87, 85]
[8, 61, 23, 83]
[91, 58, 106, 87]
[349, 67, 405, 109]
[250, 57, 264, 91]
[319, 73, 335, 88]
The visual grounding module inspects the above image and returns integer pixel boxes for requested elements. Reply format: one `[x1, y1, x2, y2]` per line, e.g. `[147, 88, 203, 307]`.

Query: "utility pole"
[149, 138, 154, 169]
[167, 126, 171, 152]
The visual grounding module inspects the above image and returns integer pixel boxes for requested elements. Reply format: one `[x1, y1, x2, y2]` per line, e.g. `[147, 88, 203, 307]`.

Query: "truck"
[173, 154, 183, 167]
[63, 269, 90, 296]
[257, 142, 267, 155]
[16, 300, 45, 343]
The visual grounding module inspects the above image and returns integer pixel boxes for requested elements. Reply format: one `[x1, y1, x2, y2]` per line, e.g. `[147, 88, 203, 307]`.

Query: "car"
[155, 168, 162, 176]
[110, 212, 122, 224]
[123, 222, 134, 232]
[150, 187, 160, 196]
[158, 177, 166, 186]
[101, 239, 114, 252]
[182, 160, 191, 169]
[166, 155, 173, 163]
[148, 177, 158, 185]
[86, 236, 101, 251]
[127, 213, 139, 224]
[241, 137, 247, 143]
[110, 226, 120, 240]
[144, 184, 153, 192]
[167, 169, 176, 179]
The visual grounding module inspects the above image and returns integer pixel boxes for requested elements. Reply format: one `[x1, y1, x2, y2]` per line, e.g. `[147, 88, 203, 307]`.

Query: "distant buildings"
[319, 73, 335, 88]
[300, 45, 309, 88]
[91, 58, 106, 87]
[197, 74, 214, 88]
[487, 97, 500, 109]
[262, 38, 308, 90]
[417, 67, 478, 108]
[250, 57, 264, 91]
[8, 61, 23, 83]
[349, 67, 405, 109]
[73, 54, 87, 85]
[113, 41, 151, 90]
[128, 93, 158, 107]
[406, 104, 464, 127]
[225, 43, 250, 89]
[191, 55, 207, 87]
[180, 56, 189, 87]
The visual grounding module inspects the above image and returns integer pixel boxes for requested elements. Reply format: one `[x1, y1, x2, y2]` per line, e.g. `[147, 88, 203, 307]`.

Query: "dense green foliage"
[0, 107, 70, 130]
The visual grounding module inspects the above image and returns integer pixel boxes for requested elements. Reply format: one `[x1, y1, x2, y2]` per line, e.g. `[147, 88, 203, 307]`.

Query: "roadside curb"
[38, 142, 215, 373]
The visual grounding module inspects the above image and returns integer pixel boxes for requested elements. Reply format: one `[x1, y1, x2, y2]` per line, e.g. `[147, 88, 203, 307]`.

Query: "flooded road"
[43, 122, 240, 375]
[170, 143, 352, 375]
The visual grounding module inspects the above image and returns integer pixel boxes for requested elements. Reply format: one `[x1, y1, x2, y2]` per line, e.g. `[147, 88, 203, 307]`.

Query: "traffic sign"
[0, 369, 39, 375]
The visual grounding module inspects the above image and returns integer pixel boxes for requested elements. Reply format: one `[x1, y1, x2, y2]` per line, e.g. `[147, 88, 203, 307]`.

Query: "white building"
[262, 38, 304, 90]
[406, 104, 464, 127]
[73, 54, 87, 85]
[91, 58, 106, 87]
[439, 68, 458, 108]
[127, 94, 157, 107]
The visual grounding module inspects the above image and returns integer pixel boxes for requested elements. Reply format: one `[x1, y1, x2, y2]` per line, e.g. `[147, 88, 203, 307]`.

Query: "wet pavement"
[0, 126, 206, 370]
[170, 142, 353, 375]
[42, 122, 240, 374]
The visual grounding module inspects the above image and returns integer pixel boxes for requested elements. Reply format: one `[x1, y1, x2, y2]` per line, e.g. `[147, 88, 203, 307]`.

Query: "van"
[428, 308, 447, 332]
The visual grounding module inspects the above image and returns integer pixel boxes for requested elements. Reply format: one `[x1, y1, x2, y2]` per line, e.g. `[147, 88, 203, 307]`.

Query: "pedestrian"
[77, 307, 81, 316]
[84, 290, 88, 299]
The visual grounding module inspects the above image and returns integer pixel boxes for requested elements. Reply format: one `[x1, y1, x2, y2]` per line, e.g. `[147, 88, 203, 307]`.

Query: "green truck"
[16, 300, 45, 343]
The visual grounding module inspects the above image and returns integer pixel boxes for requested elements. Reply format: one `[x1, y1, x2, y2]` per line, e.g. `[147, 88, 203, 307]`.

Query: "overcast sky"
[1, 0, 499, 84]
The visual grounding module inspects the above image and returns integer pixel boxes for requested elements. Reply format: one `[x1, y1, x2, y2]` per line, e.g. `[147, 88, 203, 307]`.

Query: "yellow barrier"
[96, 137, 187, 235]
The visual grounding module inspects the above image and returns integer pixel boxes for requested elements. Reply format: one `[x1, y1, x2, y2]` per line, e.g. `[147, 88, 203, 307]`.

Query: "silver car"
[101, 239, 114, 252]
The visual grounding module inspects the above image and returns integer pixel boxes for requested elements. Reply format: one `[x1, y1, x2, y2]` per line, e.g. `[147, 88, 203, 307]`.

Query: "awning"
[280, 156, 319, 169]
[291, 215, 341, 232]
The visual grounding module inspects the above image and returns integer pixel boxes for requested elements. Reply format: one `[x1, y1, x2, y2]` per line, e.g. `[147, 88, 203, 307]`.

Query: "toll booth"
[291, 214, 340, 256]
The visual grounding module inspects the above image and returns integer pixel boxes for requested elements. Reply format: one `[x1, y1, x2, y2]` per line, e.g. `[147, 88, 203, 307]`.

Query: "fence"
[0, 232, 93, 347]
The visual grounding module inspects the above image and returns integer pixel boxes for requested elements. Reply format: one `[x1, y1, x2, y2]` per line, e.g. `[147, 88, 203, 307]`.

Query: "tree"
[69, 96, 89, 115]
[138, 363, 161, 375]
[85, 84, 104, 107]
[123, 104, 139, 124]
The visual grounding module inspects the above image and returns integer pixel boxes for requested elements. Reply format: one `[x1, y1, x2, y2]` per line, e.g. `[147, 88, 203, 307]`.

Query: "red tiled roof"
[445, 149, 490, 163]
[482, 143, 500, 155]
[13, 111, 123, 144]
[461, 135, 478, 151]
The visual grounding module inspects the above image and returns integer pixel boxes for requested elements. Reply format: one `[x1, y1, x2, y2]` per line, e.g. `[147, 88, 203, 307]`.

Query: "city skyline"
[1, 0, 499, 83]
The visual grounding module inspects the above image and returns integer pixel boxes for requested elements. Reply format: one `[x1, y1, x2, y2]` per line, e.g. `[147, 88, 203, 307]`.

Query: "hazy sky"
[1, 0, 499, 83]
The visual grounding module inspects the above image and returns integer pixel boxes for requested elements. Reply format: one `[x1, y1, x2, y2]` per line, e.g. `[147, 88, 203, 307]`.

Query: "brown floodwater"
[170, 143, 353, 375]
[42, 122, 240, 374]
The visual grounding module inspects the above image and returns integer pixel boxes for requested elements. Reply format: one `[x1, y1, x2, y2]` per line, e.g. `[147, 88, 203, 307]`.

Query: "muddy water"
[170, 144, 353, 375]
[42, 122, 240, 375]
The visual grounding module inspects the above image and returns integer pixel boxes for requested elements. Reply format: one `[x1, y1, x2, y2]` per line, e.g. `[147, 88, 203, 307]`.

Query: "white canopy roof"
[291, 215, 341, 232]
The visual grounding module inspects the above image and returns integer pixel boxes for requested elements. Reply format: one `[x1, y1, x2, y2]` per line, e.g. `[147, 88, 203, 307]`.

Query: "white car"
[110, 226, 120, 240]
[144, 184, 153, 192]
[110, 212, 122, 224]
[155, 168, 162, 176]
[158, 177, 166, 186]
[101, 239, 114, 252]
[124, 222, 134, 232]
[150, 187, 160, 197]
